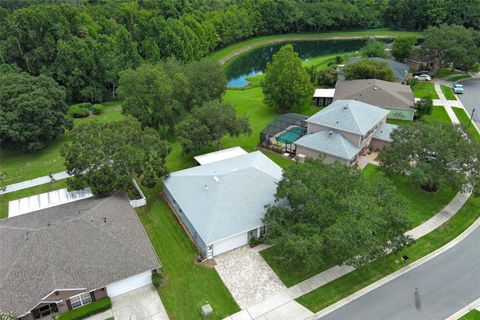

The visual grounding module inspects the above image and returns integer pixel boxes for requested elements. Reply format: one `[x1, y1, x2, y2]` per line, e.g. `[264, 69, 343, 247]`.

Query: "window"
[260, 225, 268, 237]
[70, 292, 92, 309]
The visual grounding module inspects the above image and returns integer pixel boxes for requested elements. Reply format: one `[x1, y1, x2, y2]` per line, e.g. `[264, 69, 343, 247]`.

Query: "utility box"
[200, 303, 213, 317]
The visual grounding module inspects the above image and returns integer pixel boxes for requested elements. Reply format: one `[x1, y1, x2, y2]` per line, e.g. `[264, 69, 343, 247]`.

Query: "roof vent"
[103, 217, 107, 223]
[374, 86, 378, 90]
[90, 217, 94, 221]
[213, 176, 219, 182]
[328, 130, 334, 136]
[24, 232, 29, 241]
[343, 106, 348, 110]
[205, 184, 209, 191]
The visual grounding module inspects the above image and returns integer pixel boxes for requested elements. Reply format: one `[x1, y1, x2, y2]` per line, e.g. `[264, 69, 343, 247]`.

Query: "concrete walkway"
[0, 171, 71, 195]
[224, 190, 472, 320]
[432, 82, 461, 124]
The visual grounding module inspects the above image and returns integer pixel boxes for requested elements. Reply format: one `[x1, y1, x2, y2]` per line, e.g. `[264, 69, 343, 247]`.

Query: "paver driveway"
[215, 245, 287, 309]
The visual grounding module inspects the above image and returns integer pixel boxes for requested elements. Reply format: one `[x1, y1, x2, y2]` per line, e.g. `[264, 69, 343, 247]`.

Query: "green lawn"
[441, 85, 457, 100]
[138, 186, 239, 320]
[0, 180, 68, 219]
[261, 164, 457, 287]
[452, 107, 480, 143]
[411, 82, 439, 99]
[57, 297, 111, 320]
[448, 74, 472, 82]
[422, 106, 451, 124]
[209, 29, 421, 64]
[436, 69, 468, 80]
[386, 118, 413, 127]
[0, 101, 125, 186]
[461, 310, 480, 320]
[297, 193, 480, 312]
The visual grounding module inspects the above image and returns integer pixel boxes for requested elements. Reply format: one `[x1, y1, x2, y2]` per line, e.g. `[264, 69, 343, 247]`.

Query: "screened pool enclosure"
[260, 113, 308, 154]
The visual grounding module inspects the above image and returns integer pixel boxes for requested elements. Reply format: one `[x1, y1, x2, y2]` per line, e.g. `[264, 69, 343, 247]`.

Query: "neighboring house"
[163, 150, 282, 259]
[294, 100, 398, 164]
[346, 57, 409, 83]
[312, 88, 335, 106]
[334, 79, 415, 121]
[0, 192, 161, 320]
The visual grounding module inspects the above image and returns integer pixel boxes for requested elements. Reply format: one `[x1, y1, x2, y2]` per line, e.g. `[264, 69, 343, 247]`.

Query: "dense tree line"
[1, 0, 479, 103]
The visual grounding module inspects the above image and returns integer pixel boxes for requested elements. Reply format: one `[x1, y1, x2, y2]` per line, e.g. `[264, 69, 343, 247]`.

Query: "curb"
[446, 297, 480, 320]
[314, 213, 480, 319]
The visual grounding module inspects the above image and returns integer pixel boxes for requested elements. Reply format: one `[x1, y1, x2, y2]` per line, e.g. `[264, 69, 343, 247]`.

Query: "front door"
[248, 229, 258, 241]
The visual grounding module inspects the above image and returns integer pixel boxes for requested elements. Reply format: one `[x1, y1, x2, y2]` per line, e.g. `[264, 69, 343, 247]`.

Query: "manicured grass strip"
[57, 297, 111, 320]
[441, 85, 457, 100]
[209, 30, 421, 64]
[461, 309, 480, 320]
[363, 165, 456, 226]
[138, 186, 239, 320]
[449, 74, 472, 82]
[297, 194, 480, 312]
[452, 107, 480, 143]
[263, 152, 295, 169]
[0, 101, 125, 186]
[411, 82, 439, 99]
[436, 69, 465, 79]
[260, 165, 457, 287]
[422, 106, 451, 124]
[386, 119, 413, 127]
[0, 180, 68, 219]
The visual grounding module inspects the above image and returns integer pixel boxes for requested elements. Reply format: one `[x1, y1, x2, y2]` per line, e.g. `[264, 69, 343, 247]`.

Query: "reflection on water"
[225, 39, 391, 88]
[227, 70, 263, 88]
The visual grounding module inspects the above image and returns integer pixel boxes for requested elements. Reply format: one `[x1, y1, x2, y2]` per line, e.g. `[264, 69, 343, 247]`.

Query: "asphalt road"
[457, 78, 480, 128]
[320, 224, 480, 320]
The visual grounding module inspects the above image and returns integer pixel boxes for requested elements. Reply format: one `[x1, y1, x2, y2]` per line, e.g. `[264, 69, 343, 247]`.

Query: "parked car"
[452, 83, 464, 94]
[413, 70, 430, 76]
[414, 74, 432, 81]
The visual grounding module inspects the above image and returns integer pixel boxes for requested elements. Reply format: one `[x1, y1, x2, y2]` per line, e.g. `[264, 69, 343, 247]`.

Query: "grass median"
[411, 82, 439, 99]
[441, 84, 457, 100]
[296, 193, 480, 312]
[452, 107, 480, 142]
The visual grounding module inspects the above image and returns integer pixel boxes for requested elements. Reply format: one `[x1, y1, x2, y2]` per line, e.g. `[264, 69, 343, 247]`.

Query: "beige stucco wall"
[308, 123, 361, 147]
[370, 138, 391, 151]
[295, 145, 352, 165]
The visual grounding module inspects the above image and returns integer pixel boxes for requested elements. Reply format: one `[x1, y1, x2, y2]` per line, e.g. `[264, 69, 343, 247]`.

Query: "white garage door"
[213, 232, 248, 256]
[106, 271, 152, 297]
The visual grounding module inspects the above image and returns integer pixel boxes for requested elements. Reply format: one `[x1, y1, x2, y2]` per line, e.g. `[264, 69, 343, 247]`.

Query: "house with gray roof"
[0, 192, 160, 320]
[334, 79, 415, 121]
[162, 151, 282, 258]
[294, 100, 398, 164]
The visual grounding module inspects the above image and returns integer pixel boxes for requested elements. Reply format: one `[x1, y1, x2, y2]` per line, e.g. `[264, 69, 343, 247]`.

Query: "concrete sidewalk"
[0, 171, 71, 195]
[224, 191, 472, 320]
[432, 82, 460, 124]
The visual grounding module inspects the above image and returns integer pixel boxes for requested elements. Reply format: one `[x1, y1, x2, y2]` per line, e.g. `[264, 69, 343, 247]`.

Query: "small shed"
[313, 88, 335, 106]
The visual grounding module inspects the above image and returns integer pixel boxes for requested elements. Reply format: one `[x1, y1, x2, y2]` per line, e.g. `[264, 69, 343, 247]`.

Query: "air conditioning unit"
[296, 154, 307, 163]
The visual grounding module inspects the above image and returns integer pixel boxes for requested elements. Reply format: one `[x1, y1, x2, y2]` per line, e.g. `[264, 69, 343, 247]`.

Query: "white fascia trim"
[207, 224, 265, 246]
[40, 288, 87, 301]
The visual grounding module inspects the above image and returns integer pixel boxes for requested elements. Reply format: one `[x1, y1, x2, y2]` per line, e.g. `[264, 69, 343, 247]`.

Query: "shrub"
[76, 102, 93, 110]
[152, 272, 164, 288]
[407, 77, 418, 87]
[68, 105, 89, 118]
[91, 104, 104, 115]
[57, 297, 111, 320]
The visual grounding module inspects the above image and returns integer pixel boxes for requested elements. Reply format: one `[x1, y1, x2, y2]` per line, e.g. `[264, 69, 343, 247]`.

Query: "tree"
[379, 122, 480, 193]
[415, 98, 433, 119]
[307, 66, 337, 88]
[264, 159, 410, 271]
[343, 60, 396, 82]
[360, 39, 387, 58]
[185, 58, 226, 109]
[262, 45, 313, 111]
[118, 64, 179, 130]
[177, 101, 251, 153]
[392, 36, 416, 62]
[422, 25, 480, 71]
[0, 72, 72, 151]
[61, 118, 170, 196]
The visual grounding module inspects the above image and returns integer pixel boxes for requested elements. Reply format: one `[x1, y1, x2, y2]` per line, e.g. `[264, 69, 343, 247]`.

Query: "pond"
[225, 39, 387, 88]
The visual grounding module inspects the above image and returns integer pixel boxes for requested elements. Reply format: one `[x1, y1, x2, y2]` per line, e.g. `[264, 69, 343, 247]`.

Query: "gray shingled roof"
[162, 151, 282, 245]
[334, 79, 414, 111]
[373, 122, 399, 142]
[294, 130, 360, 161]
[348, 57, 409, 82]
[0, 192, 160, 316]
[306, 100, 389, 136]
